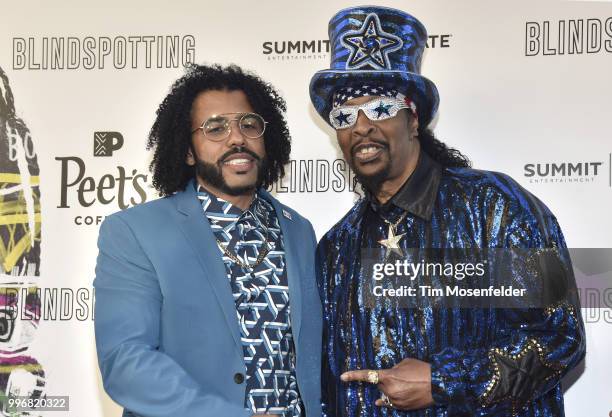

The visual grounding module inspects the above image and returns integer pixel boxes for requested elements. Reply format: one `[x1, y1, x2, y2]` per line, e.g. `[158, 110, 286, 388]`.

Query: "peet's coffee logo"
[13, 35, 196, 70]
[56, 131, 155, 226]
[525, 18, 612, 56]
[523, 160, 608, 184]
[56, 156, 151, 215]
[94, 131, 124, 157]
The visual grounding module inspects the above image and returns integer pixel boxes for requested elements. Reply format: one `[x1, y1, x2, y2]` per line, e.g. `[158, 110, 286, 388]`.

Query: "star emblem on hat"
[341, 13, 403, 70]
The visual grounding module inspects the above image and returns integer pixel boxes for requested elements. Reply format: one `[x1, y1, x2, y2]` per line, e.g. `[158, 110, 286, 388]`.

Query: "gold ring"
[367, 370, 379, 384]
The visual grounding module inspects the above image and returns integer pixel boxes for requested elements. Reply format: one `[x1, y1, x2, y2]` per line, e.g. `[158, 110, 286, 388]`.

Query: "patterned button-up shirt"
[197, 184, 302, 417]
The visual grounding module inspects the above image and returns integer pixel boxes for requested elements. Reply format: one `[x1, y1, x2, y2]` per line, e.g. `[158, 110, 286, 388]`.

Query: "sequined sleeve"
[429, 208, 586, 415]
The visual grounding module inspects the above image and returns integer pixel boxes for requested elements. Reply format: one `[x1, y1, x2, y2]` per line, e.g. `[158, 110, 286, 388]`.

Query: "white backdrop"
[1, 0, 611, 415]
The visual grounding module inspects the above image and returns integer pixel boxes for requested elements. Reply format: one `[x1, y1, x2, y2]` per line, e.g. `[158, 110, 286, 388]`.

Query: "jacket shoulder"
[442, 167, 553, 217]
[103, 194, 177, 229]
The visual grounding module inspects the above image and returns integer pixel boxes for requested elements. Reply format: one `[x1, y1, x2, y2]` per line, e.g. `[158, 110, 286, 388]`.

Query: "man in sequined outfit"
[310, 6, 585, 417]
[94, 64, 321, 417]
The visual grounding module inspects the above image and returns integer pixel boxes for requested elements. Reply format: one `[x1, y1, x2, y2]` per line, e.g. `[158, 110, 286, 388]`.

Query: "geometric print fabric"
[196, 185, 303, 417]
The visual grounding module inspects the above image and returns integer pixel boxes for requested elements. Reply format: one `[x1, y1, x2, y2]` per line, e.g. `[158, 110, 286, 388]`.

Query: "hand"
[341, 358, 435, 410]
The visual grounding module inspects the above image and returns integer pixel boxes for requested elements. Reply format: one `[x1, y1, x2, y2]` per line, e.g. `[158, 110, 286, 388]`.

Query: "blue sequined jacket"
[316, 152, 586, 416]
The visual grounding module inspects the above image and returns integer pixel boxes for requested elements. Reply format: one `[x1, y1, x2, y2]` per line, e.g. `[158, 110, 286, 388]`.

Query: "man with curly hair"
[310, 6, 585, 417]
[94, 64, 321, 417]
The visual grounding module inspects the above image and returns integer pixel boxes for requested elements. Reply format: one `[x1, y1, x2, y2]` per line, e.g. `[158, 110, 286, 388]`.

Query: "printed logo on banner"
[524, 17, 612, 56]
[12, 35, 197, 70]
[56, 132, 154, 225]
[261, 34, 452, 63]
[262, 39, 331, 62]
[93, 132, 124, 157]
[425, 34, 453, 48]
[523, 157, 612, 187]
[272, 159, 358, 193]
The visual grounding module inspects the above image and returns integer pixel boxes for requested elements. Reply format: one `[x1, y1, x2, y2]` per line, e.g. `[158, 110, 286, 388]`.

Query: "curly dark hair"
[147, 63, 291, 196]
[418, 126, 471, 168]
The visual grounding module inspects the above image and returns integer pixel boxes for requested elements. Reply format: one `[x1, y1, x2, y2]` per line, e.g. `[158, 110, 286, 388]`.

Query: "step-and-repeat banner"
[1, 0, 611, 415]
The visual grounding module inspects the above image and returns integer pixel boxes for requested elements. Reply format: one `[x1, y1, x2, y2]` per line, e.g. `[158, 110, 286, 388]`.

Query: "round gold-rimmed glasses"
[191, 112, 267, 141]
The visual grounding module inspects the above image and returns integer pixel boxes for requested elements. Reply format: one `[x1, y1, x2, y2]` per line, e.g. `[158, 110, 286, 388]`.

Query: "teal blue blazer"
[94, 179, 322, 417]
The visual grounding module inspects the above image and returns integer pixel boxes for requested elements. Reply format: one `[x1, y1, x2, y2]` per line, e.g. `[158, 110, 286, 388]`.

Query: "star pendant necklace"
[378, 211, 408, 258]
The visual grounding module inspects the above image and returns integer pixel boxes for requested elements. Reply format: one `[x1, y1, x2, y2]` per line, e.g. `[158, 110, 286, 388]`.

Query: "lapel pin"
[282, 209, 292, 220]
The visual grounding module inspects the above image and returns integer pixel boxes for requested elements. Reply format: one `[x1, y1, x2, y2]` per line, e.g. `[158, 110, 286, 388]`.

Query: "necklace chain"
[215, 208, 271, 270]
[383, 211, 408, 230]
[216, 237, 270, 269]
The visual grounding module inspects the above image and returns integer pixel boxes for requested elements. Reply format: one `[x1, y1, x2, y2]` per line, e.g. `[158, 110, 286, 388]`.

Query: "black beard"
[194, 147, 267, 196]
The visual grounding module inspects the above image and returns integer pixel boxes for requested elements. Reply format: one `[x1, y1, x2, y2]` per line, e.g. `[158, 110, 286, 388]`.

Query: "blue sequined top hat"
[310, 5, 439, 127]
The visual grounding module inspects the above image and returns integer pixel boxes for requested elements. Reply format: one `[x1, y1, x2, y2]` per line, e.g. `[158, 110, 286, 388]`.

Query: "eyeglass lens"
[203, 113, 265, 139]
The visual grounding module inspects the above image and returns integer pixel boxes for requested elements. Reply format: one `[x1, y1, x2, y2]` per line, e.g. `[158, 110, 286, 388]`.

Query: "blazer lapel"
[173, 180, 242, 350]
[262, 191, 303, 344]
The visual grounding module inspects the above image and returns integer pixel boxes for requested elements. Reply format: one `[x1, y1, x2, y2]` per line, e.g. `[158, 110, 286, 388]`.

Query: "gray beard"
[350, 154, 391, 197]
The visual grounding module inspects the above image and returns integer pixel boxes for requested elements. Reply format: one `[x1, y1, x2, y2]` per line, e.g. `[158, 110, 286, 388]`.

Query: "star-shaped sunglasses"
[329, 97, 415, 130]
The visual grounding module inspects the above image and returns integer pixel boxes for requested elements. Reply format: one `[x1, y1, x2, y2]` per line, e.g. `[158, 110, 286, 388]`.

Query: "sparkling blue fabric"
[328, 6, 426, 73]
[316, 154, 586, 416]
[196, 185, 303, 417]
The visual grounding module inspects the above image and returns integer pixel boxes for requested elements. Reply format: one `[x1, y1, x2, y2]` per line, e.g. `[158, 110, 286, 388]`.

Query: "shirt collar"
[366, 150, 442, 221]
[195, 181, 272, 223]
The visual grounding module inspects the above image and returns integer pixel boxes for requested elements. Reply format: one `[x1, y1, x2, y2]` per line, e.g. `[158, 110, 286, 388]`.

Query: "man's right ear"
[186, 148, 195, 166]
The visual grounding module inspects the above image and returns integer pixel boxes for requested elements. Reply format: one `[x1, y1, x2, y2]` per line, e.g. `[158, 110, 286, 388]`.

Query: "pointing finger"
[341, 369, 384, 384]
